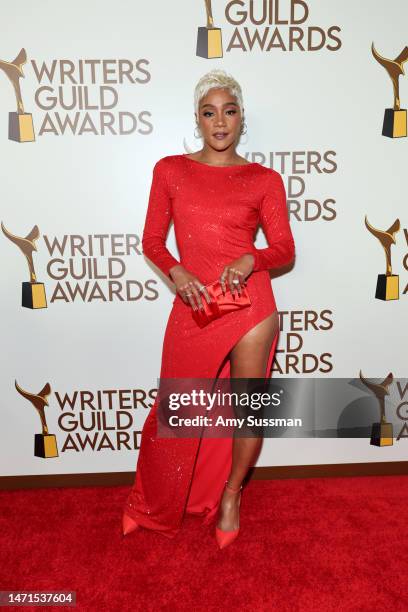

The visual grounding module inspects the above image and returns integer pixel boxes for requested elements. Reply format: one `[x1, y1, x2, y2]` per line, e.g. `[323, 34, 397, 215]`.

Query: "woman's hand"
[220, 254, 255, 296]
[169, 264, 212, 311]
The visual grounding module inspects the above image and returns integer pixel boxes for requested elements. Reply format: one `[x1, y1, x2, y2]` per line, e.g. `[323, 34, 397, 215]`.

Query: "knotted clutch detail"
[191, 278, 251, 328]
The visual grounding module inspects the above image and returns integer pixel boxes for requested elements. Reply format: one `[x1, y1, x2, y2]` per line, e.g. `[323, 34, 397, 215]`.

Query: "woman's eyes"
[203, 110, 237, 117]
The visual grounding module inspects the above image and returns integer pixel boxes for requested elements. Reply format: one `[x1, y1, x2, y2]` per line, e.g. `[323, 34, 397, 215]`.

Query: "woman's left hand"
[219, 253, 255, 296]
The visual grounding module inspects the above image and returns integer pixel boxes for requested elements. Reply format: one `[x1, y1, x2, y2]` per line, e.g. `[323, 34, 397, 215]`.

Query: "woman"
[122, 68, 295, 548]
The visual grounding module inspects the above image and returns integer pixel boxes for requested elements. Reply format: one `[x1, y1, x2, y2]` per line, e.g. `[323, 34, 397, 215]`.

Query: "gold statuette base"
[375, 274, 399, 301]
[382, 108, 407, 138]
[9, 112, 35, 142]
[34, 433, 59, 458]
[196, 26, 223, 59]
[370, 422, 393, 447]
[22, 282, 47, 309]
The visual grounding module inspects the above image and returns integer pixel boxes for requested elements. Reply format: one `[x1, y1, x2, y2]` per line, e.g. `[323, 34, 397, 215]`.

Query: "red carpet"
[1, 475, 407, 611]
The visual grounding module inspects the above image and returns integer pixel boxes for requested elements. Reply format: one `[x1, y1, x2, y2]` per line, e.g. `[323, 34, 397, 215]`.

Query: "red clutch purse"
[191, 278, 251, 328]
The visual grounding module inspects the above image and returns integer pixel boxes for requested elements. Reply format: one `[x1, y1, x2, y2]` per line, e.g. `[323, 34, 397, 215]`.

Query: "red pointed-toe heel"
[215, 481, 243, 549]
[122, 512, 140, 536]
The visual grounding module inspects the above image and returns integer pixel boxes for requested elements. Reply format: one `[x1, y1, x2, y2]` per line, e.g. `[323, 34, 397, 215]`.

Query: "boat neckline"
[181, 153, 259, 169]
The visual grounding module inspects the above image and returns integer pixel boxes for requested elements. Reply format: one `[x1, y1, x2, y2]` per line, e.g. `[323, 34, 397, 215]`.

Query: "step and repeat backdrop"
[1, 1, 407, 480]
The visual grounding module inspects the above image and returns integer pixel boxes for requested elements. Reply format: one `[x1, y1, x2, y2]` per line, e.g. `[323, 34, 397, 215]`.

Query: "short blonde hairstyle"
[194, 69, 244, 119]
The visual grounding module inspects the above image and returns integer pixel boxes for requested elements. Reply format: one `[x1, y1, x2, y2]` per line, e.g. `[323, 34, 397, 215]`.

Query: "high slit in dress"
[123, 153, 295, 537]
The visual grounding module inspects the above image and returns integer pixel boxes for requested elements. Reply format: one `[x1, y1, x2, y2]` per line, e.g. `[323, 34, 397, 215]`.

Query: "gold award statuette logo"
[371, 42, 408, 138]
[15, 380, 59, 458]
[196, 0, 223, 59]
[1, 222, 47, 309]
[0, 48, 35, 142]
[364, 215, 400, 301]
[359, 371, 393, 447]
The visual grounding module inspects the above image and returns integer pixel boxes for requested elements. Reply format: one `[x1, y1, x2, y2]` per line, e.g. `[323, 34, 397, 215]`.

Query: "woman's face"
[195, 87, 243, 151]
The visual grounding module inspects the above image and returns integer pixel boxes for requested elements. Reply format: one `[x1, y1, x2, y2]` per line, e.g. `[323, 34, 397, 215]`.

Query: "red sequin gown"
[123, 153, 295, 537]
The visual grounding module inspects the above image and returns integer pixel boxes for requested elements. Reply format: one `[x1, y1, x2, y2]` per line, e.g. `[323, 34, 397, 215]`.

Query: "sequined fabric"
[123, 154, 295, 537]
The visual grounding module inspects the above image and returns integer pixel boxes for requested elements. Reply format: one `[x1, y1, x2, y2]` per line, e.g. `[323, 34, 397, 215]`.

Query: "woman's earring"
[239, 120, 248, 145]
[194, 124, 202, 139]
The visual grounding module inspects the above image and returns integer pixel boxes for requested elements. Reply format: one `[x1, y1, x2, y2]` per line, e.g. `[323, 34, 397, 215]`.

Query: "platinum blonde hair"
[194, 69, 244, 120]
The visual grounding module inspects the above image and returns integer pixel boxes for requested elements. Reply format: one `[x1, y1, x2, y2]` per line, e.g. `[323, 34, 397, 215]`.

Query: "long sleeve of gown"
[251, 170, 295, 272]
[141, 158, 181, 279]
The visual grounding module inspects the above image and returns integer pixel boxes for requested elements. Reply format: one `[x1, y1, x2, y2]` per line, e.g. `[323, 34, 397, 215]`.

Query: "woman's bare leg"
[217, 310, 279, 531]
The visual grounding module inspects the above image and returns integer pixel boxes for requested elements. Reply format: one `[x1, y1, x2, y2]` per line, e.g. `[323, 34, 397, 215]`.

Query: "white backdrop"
[1, 0, 407, 478]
